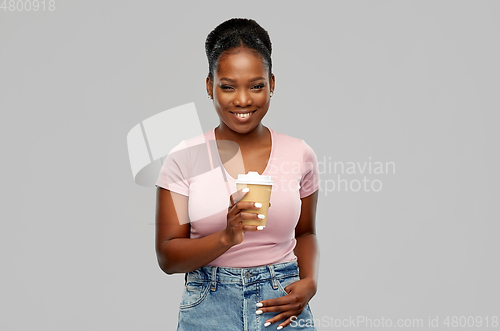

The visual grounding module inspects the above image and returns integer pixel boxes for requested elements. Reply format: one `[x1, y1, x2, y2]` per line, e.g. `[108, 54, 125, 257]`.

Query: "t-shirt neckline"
[210, 127, 275, 181]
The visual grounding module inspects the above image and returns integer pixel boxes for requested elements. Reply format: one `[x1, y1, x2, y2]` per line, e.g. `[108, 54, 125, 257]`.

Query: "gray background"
[1, 0, 499, 330]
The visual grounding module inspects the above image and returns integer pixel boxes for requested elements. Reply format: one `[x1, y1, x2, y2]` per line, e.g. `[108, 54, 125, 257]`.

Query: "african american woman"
[155, 18, 320, 331]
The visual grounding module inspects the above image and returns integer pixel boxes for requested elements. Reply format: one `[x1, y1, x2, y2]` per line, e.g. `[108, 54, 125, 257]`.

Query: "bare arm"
[294, 189, 320, 292]
[155, 187, 262, 274]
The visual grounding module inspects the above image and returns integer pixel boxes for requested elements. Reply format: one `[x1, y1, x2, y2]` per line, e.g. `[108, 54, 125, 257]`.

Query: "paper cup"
[235, 171, 273, 226]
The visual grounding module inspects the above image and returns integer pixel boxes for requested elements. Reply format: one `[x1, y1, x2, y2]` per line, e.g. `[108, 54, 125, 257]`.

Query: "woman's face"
[207, 47, 275, 135]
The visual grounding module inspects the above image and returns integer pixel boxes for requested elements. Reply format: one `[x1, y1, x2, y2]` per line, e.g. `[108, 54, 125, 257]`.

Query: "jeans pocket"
[179, 280, 210, 310]
[276, 275, 300, 296]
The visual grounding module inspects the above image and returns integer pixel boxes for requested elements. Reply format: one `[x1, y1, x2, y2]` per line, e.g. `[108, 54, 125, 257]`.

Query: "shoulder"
[269, 128, 317, 156]
[268, 128, 302, 142]
[269, 128, 302, 144]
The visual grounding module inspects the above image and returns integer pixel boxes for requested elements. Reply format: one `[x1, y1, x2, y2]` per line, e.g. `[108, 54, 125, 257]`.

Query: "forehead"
[216, 47, 267, 80]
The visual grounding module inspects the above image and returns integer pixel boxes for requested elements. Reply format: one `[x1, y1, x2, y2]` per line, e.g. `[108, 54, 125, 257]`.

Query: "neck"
[215, 123, 268, 147]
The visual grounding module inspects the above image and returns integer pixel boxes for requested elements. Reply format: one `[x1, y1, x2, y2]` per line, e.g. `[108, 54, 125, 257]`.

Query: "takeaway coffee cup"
[235, 171, 273, 227]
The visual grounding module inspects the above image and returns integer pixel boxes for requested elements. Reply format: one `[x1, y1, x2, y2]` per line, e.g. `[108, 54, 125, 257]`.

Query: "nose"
[233, 89, 253, 107]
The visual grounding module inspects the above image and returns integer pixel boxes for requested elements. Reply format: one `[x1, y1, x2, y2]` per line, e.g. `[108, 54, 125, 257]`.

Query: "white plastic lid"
[235, 171, 273, 185]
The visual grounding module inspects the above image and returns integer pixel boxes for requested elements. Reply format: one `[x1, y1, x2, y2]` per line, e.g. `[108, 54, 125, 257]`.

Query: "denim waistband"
[185, 260, 299, 288]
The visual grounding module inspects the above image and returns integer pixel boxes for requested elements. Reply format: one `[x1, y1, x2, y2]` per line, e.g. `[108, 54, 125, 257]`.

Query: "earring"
[270, 91, 274, 97]
[208, 95, 212, 100]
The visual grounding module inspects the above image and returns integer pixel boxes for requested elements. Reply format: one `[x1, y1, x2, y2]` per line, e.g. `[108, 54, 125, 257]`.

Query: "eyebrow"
[220, 77, 266, 83]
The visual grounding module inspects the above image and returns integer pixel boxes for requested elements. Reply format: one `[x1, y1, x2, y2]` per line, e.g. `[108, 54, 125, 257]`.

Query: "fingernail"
[256, 302, 263, 307]
[242, 188, 249, 193]
[264, 322, 271, 327]
[258, 214, 265, 219]
[277, 326, 283, 330]
[254, 202, 262, 208]
[256, 309, 263, 315]
[257, 226, 265, 231]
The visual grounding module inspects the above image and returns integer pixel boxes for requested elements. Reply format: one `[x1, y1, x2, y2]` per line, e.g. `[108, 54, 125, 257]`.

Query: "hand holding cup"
[223, 172, 273, 247]
[223, 187, 266, 247]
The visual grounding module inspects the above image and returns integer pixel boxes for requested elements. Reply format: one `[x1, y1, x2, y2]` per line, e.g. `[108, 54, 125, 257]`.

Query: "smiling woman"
[155, 18, 320, 331]
[209, 46, 274, 138]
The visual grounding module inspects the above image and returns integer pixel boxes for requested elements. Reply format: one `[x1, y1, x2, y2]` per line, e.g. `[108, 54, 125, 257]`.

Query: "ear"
[269, 73, 275, 94]
[206, 76, 213, 99]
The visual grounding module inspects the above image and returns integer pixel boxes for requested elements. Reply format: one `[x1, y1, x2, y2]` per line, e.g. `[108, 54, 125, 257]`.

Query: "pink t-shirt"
[155, 127, 320, 267]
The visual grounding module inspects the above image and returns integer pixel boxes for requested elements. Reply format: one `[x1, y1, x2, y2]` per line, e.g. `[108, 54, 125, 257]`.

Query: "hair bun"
[205, 18, 272, 81]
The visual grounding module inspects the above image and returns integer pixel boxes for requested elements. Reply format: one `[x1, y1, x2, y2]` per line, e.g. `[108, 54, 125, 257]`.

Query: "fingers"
[259, 301, 302, 314]
[242, 225, 262, 232]
[227, 200, 265, 233]
[258, 294, 297, 309]
[265, 313, 300, 330]
[228, 200, 263, 217]
[257, 294, 305, 329]
[230, 187, 249, 206]
[234, 211, 266, 231]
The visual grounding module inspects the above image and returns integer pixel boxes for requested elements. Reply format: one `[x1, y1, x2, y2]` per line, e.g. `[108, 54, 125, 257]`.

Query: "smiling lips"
[230, 110, 256, 121]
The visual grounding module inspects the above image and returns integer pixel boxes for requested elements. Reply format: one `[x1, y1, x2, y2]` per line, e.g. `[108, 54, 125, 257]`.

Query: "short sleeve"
[155, 140, 190, 196]
[299, 140, 320, 199]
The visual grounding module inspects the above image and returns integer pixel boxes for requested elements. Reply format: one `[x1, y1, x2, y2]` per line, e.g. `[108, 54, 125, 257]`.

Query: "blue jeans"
[176, 260, 316, 331]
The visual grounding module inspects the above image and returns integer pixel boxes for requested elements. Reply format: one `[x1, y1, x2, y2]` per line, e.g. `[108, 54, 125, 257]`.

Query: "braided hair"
[205, 18, 272, 81]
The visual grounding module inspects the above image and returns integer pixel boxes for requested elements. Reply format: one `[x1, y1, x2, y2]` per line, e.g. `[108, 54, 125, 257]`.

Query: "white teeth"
[235, 112, 251, 118]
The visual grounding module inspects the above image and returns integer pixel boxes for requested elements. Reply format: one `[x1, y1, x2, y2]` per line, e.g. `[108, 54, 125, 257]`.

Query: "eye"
[220, 85, 234, 90]
[252, 84, 265, 90]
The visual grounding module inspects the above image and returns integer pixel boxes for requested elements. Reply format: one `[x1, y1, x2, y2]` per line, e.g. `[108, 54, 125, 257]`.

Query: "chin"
[226, 122, 260, 135]
[231, 125, 256, 135]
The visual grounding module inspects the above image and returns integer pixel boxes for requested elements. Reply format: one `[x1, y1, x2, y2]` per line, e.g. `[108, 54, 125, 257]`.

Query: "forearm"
[157, 230, 232, 274]
[294, 233, 319, 292]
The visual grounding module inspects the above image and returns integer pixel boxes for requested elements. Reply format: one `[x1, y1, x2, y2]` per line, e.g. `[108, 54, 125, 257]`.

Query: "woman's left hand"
[256, 277, 317, 329]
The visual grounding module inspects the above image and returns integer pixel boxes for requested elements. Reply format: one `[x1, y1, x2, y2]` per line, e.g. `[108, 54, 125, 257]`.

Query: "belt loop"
[267, 264, 278, 290]
[210, 266, 218, 291]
